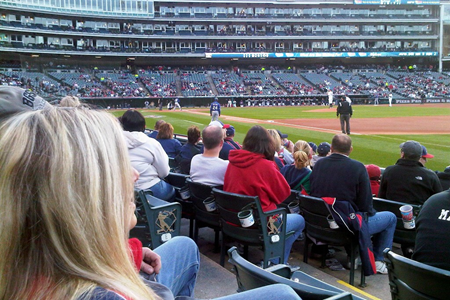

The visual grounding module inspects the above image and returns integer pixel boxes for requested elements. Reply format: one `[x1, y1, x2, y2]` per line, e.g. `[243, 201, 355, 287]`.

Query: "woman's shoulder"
[78, 287, 126, 300]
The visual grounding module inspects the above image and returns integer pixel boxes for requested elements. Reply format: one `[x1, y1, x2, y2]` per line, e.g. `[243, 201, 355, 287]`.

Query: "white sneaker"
[375, 261, 388, 274]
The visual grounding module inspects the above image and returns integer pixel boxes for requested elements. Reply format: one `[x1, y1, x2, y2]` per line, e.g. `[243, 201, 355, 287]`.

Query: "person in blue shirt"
[210, 97, 221, 122]
[156, 122, 182, 158]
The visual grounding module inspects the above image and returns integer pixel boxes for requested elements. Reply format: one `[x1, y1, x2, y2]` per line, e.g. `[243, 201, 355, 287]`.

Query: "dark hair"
[331, 134, 352, 155]
[187, 126, 201, 144]
[242, 125, 275, 160]
[156, 123, 174, 139]
[120, 109, 145, 132]
[202, 126, 223, 149]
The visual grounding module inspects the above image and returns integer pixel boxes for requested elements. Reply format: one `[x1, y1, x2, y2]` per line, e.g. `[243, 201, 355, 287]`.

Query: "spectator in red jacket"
[366, 164, 381, 197]
[223, 125, 304, 264]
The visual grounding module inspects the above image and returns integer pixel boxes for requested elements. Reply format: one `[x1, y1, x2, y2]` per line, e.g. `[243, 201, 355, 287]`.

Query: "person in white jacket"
[120, 109, 175, 201]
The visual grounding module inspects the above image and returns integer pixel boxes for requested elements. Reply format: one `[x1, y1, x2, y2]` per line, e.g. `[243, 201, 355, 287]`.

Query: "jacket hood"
[228, 149, 266, 168]
[123, 131, 148, 149]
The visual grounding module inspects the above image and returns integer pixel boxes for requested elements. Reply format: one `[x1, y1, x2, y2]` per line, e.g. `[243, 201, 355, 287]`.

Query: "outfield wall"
[82, 95, 450, 108]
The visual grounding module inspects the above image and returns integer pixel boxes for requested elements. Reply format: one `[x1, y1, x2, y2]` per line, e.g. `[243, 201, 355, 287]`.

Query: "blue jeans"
[149, 180, 176, 202]
[367, 211, 396, 261]
[154, 236, 200, 297]
[284, 214, 305, 264]
[215, 284, 300, 300]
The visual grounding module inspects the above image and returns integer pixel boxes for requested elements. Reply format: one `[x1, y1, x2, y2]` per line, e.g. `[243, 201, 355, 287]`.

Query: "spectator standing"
[190, 125, 229, 186]
[177, 126, 201, 175]
[310, 134, 396, 274]
[148, 120, 166, 139]
[210, 97, 221, 121]
[120, 110, 175, 202]
[337, 97, 352, 135]
[157, 123, 182, 158]
[223, 125, 304, 264]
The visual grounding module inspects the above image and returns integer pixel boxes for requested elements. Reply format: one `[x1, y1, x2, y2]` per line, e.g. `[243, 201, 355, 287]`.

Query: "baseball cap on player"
[421, 145, 434, 158]
[0, 86, 50, 122]
[317, 142, 331, 156]
[277, 129, 288, 139]
[400, 141, 422, 160]
[223, 124, 235, 137]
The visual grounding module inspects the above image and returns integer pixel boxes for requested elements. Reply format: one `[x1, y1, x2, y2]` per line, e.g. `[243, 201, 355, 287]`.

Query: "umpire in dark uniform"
[337, 96, 353, 135]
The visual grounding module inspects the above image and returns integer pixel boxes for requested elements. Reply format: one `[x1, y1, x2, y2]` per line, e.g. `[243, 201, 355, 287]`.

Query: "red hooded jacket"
[224, 150, 291, 212]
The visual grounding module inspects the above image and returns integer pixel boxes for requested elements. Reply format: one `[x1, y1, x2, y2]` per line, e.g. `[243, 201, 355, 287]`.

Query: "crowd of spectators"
[1, 64, 449, 101]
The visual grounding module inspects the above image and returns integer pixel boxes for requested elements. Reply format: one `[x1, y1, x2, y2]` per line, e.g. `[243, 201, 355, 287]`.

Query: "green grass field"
[111, 106, 450, 171]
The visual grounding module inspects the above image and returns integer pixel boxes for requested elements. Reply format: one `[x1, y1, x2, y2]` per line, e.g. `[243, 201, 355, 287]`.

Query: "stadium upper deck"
[1, 0, 449, 70]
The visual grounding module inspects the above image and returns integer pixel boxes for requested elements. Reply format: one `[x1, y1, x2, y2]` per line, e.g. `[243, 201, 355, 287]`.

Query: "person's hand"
[141, 247, 161, 275]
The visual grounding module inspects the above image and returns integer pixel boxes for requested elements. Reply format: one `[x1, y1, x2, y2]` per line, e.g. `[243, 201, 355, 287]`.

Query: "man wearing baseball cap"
[420, 145, 434, 167]
[223, 124, 241, 150]
[310, 142, 330, 168]
[0, 86, 50, 122]
[379, 140, 442, 206]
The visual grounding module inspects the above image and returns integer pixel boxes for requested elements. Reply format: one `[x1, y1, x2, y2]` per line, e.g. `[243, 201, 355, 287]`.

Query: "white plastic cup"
[399, 205, 413, 221]
[288, 200, 300, 214]
[203, 198, 217, 212]
[238, 209, 255, 228]
[403, 217, 416, 229]
[179, 187, 191, 200]
[327, 214, 339, 229]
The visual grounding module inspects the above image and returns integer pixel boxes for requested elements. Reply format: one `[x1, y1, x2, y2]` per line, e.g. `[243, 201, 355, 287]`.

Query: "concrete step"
[195, 253, 238, 299]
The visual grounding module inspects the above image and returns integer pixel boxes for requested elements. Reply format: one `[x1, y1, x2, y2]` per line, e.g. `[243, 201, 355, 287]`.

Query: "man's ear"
[400, 151, 405, 159]
[349, 146, 353, 154]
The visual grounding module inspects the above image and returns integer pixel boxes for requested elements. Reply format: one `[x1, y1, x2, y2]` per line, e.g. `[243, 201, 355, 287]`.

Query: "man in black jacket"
[379, 140, 442, 206]
[337, 96, 352, 135]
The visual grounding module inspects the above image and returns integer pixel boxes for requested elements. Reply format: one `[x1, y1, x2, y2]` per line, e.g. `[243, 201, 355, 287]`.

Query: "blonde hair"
[0, 107, 157, 300]
[293, 150, 309, 169]
[294, 140, 311, 156]
[294, 140, 312, 164]
[267, 129, 282, 151]
[59, 95, 81, 107]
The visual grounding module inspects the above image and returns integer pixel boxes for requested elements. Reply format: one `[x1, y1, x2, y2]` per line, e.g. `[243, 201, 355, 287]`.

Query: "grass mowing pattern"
[111, 107, 450, 171]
